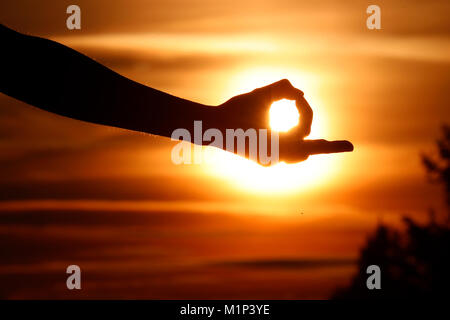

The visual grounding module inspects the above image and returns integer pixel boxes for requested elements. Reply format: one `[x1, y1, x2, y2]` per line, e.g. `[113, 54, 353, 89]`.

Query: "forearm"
[0, 24, 216, 138]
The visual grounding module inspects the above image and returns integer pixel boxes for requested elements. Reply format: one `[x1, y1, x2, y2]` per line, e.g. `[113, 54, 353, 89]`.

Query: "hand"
[215, 79, 353, 165]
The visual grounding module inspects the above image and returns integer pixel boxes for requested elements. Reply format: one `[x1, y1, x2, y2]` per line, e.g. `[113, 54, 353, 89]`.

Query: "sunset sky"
[0, 0, 449, 298]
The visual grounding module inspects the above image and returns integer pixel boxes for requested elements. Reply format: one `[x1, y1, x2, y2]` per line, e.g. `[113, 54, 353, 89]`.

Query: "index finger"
[256, 79, 304, 101]
[301, 139, 354, 155]
[279, 138, 354, 163]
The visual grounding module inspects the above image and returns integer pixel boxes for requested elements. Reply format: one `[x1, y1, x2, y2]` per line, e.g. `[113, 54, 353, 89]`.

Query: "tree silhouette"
[422, 124, 450, 223]
[334, 125, 450, 299]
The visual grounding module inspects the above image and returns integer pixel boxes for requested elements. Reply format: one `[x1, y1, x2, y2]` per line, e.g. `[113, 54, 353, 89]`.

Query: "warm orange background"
[0, 0, 449, 298]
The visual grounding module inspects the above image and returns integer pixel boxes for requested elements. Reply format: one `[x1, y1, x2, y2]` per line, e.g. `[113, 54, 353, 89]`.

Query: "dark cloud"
[212, 258, 355, 269]
[0, 206, 360, 299]
[0, 176, 229, 201]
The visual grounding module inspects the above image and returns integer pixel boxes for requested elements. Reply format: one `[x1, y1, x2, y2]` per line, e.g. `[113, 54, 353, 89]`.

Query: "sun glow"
[203, 67, 340, 194]
[202, 148, 340, 194]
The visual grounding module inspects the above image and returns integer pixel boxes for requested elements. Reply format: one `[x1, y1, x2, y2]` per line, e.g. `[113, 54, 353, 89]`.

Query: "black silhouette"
[1, 25, 353, 165]
[334, 125, 450, 299]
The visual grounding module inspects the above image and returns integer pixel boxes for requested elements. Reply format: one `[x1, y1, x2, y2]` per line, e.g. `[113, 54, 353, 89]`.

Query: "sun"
[269, 99, 299, 132]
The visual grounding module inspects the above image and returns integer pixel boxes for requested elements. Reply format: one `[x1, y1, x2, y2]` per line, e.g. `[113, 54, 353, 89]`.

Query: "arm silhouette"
[1, 25, 353, 165]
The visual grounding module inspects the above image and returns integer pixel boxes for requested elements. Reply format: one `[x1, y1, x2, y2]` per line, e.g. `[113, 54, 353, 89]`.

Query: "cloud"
[212, 258, 355, 269]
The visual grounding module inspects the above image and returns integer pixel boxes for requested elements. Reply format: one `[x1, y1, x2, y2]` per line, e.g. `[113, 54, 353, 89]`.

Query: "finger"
[296, 96, 313, 138]
[300, 139, 354, 155]
[257, 79, 304, 101]
[280, 139, 353, 162]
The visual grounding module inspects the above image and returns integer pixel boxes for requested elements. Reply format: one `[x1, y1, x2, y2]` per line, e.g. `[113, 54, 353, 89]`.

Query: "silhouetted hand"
[216, 79, 353, 164]
[2, 25, 352, 167]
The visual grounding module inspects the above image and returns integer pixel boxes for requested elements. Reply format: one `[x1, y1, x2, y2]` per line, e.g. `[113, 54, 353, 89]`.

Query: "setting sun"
[269, 99, 299, 132]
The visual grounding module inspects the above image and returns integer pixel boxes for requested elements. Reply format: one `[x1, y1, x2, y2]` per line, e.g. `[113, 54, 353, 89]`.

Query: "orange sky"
[0, 0, 449, 299]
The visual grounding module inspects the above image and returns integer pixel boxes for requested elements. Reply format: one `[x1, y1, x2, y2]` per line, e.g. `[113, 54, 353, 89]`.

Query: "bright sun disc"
[269, 99, 299, 132]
